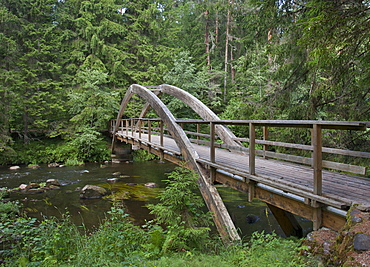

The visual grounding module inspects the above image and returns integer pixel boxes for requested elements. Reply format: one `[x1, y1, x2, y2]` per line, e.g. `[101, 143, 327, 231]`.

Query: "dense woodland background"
[0, 0, 369, 164]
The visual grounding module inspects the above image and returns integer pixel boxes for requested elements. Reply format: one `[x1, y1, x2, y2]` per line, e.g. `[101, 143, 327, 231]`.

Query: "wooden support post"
[125, 120, 129, 136]
[160, 120, 164, 147]
[210, 122, 215, 163]
[312, 205, 322, 231]
[263, 126, 269, 159]
[131, 119, 134, 137]
[138, 119, 142, 139]
[312, 124, 322, 196]
[148, 120, 151, 143]
[249, 123, 256, 175]
[311, 124, 323, 230]
[267, 204, 303, 237]
[197, 123, 200, 144]
[248, 181, 255, 202]
[210, 122, 216, 183]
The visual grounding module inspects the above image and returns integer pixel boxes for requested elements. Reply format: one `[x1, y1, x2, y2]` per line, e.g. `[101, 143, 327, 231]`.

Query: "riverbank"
[1, 176, 318, 267]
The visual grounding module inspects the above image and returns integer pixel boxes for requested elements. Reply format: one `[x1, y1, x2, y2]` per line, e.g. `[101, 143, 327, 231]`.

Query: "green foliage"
[71, 206, 147, 266]
[1, 215, 82, 266]
[163, 51, 222, 117]
[233, 231, 317, 267]
[147, 166, 212, 253]
[64, 159, 84, 166]
[132, 149, 158, 162]
[0, 137, 110, 165]
[68, 69, 119, 131]
[0, 191, 317, 266]
[148, 166, 212, 228]
[0, 190, 19, 222]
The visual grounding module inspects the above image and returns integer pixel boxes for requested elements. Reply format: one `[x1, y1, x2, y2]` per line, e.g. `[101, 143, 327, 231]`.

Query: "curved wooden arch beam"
[113, 84, 240, 241]
[131, 84, 199, 164]
[160, 84, 241, 147]
[111, 87, 135, 152]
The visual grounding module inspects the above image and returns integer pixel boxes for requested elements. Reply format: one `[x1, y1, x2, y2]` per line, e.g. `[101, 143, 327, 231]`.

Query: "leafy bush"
[0, 189, 19, 222]
[147, 166, 213, 254]
[133, 149, 158, 161]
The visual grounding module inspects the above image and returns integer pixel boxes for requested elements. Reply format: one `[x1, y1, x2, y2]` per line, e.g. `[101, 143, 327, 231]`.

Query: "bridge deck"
[117, 131, 370, 209]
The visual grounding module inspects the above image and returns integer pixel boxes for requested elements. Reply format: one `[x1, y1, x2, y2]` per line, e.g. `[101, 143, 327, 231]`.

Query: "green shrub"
[0, 189, 19, 222]
[133, 149, 158, 161]
[147, 166, 213, 254]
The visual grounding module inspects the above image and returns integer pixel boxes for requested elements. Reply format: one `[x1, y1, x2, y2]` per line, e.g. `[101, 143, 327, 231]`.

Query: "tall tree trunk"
[204, 10, 211, 69]
[215, 10, 219, 44]
[230, 0, 235, 84]
[224, 8, 230, 102]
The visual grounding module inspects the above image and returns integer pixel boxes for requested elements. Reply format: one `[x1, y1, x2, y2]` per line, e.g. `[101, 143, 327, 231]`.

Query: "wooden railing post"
[160, 120, 164, 147]
[249, 123, 256, 175]
[263, 126, 269, 159]
[130, 119, 134, 137]
[210, 122, 216, 183]
[148, 120, 152, 143]
[312, 124, 323, 230]
[197, 123, 200, 144]
[125, 119, 129, 136]
[312, 124, 323, 196]
[138, 119, 142, 139]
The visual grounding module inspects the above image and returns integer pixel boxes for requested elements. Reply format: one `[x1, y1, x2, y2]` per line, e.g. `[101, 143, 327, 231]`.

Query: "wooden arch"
[112, 84, 240, 241]
[159, 84, 240, 146]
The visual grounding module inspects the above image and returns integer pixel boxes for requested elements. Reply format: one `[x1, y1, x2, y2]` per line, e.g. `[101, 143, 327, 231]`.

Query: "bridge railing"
[111, 118, 172, 147]
[111, 118, 369, 197]
[176, 119, 370, 196]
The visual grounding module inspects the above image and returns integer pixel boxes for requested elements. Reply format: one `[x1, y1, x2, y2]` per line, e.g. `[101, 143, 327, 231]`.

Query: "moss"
[100, 182, 162, 201]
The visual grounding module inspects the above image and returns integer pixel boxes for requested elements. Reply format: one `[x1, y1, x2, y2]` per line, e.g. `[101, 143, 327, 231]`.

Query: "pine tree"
[0, 0, 66, 142]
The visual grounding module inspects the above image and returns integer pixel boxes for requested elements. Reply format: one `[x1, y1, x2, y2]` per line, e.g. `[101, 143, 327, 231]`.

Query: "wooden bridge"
[111, 84, 370, 241]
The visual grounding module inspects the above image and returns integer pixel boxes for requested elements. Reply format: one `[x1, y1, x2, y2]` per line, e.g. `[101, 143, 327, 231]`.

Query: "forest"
[0, 0, 369, 164]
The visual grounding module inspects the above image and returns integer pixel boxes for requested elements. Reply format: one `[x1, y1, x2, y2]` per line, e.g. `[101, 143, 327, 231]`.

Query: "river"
[0, 160, 312, 238]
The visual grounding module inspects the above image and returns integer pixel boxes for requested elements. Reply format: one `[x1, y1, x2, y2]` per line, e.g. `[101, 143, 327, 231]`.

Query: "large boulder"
[79, 185, 107, 199]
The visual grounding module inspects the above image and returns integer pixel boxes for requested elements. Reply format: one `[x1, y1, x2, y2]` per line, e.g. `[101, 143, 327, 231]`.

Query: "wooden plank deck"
[117, 130, 370, 209]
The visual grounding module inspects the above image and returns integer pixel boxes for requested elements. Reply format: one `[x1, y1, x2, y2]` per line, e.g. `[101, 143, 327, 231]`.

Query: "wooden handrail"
[175, 119, 368, 130]
[112, 118, 369, 178]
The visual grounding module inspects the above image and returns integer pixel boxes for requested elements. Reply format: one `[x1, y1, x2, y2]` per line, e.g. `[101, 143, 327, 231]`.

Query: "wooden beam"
[312, 124, 323, 196]
[267, 203, 303, 237]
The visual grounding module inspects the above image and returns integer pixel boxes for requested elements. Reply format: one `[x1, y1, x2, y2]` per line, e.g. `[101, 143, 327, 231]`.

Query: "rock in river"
[79, 185, 107, 199]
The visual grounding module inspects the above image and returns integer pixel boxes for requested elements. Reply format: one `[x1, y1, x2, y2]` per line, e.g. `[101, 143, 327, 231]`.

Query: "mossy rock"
[101, 182, 161, 201]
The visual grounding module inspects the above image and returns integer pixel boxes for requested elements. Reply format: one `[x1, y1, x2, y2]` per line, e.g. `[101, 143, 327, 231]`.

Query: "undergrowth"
[0, 167, 319, 267]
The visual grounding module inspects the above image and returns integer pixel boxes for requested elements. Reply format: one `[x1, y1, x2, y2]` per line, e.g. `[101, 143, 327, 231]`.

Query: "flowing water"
[0, 160, 312, 238]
